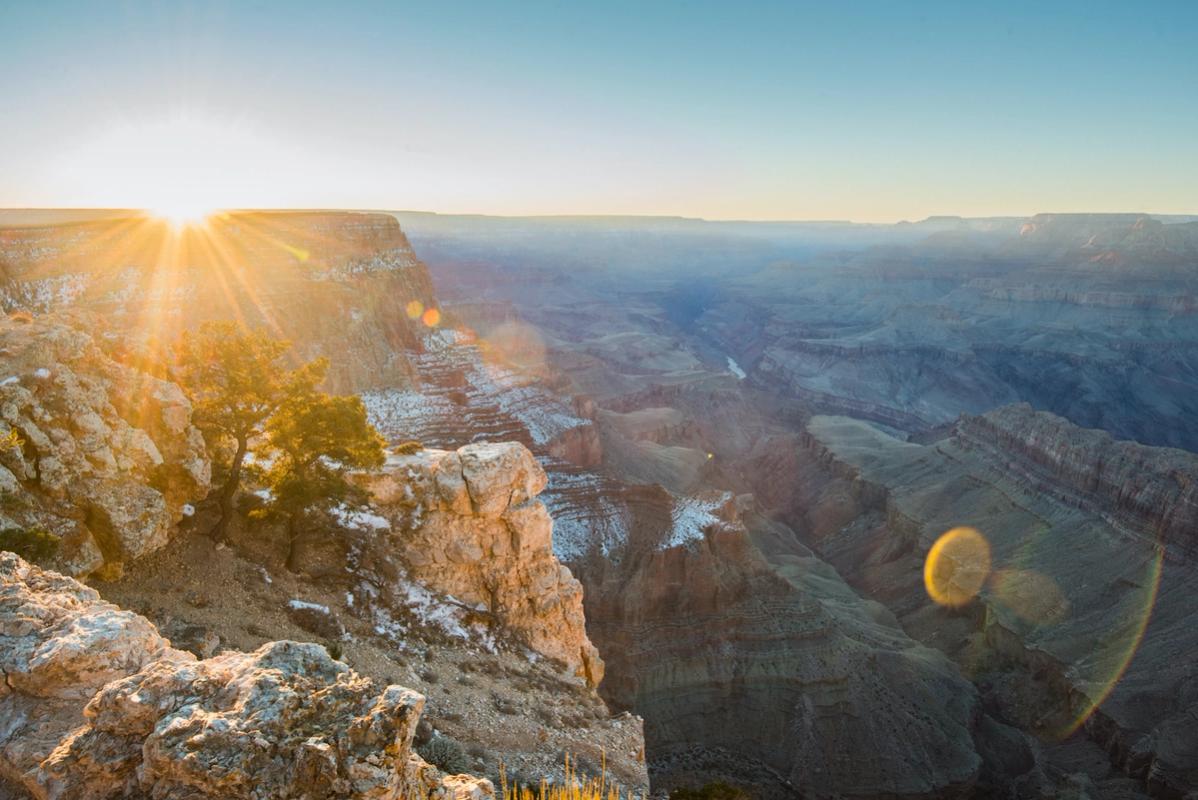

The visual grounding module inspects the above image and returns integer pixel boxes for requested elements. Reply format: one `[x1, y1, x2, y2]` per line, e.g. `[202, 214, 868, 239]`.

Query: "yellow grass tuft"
[499, 751, 643, 800]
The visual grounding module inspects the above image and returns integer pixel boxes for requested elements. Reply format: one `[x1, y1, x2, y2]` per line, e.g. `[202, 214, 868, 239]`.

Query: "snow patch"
[726, 357, 747, 380]
[665, 492, 734, 549]
[288, 599, 331, 614]
[329, 503, 391, 532]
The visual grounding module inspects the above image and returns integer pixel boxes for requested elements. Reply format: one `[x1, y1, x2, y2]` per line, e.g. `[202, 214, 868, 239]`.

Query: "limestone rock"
[0, 317, 211, 576]
[0, 552, 493, 800]
[358, 442, 603, 686]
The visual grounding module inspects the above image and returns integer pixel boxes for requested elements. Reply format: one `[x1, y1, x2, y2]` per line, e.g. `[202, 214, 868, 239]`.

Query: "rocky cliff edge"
[0, 551, 492, 800]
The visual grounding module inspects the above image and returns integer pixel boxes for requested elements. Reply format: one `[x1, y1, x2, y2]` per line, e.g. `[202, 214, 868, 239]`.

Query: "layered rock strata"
[793, 408, 1198, 796]
[0, 212, 437, 393]
[576, 495, 995, 799]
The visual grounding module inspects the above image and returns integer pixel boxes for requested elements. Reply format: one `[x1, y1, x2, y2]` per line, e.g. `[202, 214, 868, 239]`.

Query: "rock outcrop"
[0, 552, 493, 799]
[358, 442, 603, 687]
[954, 403, 1198, 556]
[0, 317, 210, 577]
[0, 212, 438, 394]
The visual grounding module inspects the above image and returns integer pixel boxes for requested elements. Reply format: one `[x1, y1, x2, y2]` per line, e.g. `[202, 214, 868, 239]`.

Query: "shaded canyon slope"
[791, 407, 1198, 796]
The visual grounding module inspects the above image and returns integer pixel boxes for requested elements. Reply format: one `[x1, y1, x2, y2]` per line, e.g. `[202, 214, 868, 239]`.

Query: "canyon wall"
[792, 408, 1198, 796]
[0, 212, 437, 393]
[574, 493, 1023, 799]
[358, 441, 603, 687]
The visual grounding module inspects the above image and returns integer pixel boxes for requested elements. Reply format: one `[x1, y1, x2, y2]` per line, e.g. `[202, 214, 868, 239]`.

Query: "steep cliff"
[0, 317, 210, 578]
[357, 442, 603, 688]
[0, 212, 437, 393]
[0, 552, 492, 800]
[575, 491, 1003, 799]
[792, 409, 1198, 796]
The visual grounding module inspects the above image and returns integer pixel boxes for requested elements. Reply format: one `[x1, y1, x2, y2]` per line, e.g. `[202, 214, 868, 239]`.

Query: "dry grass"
[498, 752, 643, 800]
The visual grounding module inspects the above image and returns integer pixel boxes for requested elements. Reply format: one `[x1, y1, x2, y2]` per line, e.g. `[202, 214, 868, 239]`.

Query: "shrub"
[0, 526, 58, 563]
[417, 734, 471, 775]
[394, 440, 424, 455]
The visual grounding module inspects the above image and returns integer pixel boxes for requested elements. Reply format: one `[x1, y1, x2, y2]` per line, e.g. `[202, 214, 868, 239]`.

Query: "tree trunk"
[209, 435, 248, 544]
[284, 512, 301, 572]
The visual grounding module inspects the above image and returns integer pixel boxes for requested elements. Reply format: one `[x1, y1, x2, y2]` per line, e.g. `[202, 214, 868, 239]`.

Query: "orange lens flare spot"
[406, 300, 424, 320]
[283, 244, 310, 263]
[421, 307, 441, 327]
[924, 526, 991, 607]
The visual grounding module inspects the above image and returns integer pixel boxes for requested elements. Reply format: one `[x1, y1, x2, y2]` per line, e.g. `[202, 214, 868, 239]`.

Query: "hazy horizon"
[2, 0, 1195, 222]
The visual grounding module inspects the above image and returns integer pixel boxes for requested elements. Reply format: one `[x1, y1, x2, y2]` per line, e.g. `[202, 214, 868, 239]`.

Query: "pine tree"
[251, 362, 386, 570]
[175, 321, 315, 542]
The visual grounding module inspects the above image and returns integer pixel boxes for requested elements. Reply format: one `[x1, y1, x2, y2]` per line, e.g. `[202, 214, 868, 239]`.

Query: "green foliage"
[417, 734, 471, 775]
[394, 440, 424, 455]
[669, 783, 751, 800]
[252, 377, 385, 521]
[174, 322, 383, 547]
[0, 526, 58, 563]
[175, 321, 295, 447]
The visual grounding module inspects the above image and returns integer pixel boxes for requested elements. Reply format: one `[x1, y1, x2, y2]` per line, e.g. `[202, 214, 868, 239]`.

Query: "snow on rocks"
[665, 491, 738, 549]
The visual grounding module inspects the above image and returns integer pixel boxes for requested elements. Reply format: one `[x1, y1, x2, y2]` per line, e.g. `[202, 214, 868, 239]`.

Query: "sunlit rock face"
[0, 552, 493, 800]
[793, 407, 1198, 797]
[357, 441, 604, 687]
[0, 211, 437, 393]
[0, 317, 210, 577]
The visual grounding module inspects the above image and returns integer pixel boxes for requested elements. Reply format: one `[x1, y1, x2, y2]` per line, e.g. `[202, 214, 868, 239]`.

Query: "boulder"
[0, 317, 211, 576]
[0, 552, 495, 799]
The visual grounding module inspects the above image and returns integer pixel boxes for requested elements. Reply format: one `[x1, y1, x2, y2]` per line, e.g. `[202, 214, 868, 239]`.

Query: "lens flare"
[422, 307, 441, 327]
[924, 527, 991, 607]
[991, 569, 1069, 625]
[1053, 545, 1164, 739]
[406, 300, 424, 320]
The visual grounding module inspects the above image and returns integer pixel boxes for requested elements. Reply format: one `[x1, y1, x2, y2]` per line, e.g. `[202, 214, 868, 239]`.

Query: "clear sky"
[2, 0, 1195, 222]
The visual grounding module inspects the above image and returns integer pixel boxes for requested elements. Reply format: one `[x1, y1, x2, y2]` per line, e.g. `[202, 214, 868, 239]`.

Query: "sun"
[148, 200, 217, 229]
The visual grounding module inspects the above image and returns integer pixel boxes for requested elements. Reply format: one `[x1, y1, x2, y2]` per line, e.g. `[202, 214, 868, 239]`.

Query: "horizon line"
[2, 206, 1197, 228]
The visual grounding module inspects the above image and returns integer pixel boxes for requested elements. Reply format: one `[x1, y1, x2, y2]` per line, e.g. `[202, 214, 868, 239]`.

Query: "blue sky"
[2, 1, 1195, 220]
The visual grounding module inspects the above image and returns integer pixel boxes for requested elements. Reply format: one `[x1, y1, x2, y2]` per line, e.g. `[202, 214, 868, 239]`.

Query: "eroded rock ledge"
[358, 442, 603, 687]
[0, 552, 492, 799]
[954, 403, 1198, 556]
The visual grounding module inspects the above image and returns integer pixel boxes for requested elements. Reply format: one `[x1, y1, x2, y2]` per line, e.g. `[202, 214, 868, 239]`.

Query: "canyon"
[395, 210, 1198, 797]
[2, 208, 1198, 798]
